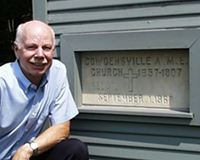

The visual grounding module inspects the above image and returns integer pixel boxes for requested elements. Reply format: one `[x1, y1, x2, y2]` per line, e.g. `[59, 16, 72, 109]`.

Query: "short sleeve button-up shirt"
[0, 59, 78, 159]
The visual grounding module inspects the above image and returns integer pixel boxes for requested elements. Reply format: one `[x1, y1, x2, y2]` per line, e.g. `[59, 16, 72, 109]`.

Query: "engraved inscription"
[82, 50, 189, 110]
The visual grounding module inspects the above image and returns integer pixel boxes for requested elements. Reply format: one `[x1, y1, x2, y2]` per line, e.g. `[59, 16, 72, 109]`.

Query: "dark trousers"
[30, 138, 89, 160]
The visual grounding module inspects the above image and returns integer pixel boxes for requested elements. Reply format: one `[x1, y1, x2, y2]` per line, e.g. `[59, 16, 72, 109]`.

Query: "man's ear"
[14, 42, 20, 59]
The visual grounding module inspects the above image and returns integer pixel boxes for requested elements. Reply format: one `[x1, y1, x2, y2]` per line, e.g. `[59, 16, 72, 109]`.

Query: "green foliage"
[0, 0, 32, 64]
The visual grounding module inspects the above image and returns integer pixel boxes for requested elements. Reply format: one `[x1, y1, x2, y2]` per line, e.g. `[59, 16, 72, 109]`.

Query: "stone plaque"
[82, 50, 189, 110]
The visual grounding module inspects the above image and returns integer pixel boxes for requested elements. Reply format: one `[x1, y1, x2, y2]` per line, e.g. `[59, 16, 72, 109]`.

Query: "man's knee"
[62, 138, 89, 160]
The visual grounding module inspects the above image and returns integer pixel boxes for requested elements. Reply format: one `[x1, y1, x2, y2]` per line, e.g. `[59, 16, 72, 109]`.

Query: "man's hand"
[12, 143, 33, 160]
[12, 121, 70, 159]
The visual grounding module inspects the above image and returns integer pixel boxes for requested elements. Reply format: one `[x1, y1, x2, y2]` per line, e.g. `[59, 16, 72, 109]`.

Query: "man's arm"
[12, 121, 70, 160]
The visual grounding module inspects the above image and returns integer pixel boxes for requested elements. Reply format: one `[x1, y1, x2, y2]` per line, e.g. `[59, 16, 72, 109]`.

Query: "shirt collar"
[12, 60, 48, 92]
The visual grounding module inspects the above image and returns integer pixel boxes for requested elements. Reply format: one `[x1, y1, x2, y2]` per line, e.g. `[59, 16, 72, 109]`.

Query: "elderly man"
[0, 20, 89, 160]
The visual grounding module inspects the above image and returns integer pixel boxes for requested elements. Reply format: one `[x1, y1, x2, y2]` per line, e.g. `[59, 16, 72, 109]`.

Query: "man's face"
[15, 23, 55, 83]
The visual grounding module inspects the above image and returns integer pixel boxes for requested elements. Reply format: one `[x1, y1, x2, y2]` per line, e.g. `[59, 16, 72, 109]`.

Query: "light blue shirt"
[0, 59, 78, 159]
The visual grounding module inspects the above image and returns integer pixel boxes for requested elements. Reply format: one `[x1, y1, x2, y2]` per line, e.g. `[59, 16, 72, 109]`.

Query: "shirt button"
[32, 112, 36, 117]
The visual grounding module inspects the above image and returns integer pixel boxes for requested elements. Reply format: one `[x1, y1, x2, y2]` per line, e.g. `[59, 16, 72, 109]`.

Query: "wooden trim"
[60, 29, 200, 125]
[32, 0, 47, 22]
[48, 0, 184, 11]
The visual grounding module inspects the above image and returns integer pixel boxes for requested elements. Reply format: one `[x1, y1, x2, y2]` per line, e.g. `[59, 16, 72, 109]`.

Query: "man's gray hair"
[15, 21, 56, 49]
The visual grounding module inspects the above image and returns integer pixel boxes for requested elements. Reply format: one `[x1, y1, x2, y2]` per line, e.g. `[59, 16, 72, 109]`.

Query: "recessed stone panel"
[82, 50, 189, 110]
